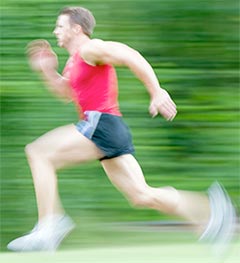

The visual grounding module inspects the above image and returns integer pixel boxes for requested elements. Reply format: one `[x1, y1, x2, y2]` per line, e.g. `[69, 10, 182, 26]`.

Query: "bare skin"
[25, 14, 210, 229]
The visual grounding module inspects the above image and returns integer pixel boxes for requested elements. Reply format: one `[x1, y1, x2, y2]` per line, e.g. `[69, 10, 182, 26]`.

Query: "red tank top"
[63, 52, 121, 119]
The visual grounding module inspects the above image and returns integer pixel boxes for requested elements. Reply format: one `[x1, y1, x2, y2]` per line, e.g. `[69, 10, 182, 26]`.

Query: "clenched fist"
[26, 39, 58, 72]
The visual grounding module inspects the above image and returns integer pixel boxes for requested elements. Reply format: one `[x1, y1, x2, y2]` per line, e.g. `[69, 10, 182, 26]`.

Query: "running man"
[7, 7, 236, 252]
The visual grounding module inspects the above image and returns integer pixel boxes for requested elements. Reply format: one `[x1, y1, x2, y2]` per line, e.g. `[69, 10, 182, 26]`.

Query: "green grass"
[1, 242, 239, 263]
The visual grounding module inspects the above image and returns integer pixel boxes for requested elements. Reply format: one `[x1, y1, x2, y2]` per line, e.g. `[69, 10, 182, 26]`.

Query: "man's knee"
[25, 141, 49, 160]
[25, 141, 61, 170]
[25, 142, 38, 157]
[128, 189, 154, 208]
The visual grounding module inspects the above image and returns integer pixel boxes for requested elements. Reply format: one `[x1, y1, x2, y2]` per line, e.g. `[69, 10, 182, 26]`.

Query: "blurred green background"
[1, 0, 239, 252]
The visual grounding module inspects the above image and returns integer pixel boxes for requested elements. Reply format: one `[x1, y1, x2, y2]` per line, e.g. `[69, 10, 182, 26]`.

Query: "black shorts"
[75, 111, 135, 160]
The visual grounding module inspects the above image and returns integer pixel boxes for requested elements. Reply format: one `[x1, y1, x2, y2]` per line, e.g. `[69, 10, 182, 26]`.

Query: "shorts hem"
[99, 150, 135, 161]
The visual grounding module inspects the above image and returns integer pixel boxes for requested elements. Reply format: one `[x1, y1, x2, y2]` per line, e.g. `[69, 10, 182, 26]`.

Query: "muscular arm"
[82, 40, 160, 97]
[81, 39, 177, 120]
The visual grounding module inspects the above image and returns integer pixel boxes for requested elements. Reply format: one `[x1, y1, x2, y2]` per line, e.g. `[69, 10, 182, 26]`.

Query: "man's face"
[53, 15, 73, 48]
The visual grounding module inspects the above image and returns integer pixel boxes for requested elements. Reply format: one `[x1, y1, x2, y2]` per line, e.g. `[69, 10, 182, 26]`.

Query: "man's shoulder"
[81, 39, 104, 54]
[88, 38, 105, 47]
[80, 39, 103, 66]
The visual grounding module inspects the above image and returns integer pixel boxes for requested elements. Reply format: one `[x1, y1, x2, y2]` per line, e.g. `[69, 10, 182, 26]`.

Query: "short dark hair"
[59, 7, 96, 36]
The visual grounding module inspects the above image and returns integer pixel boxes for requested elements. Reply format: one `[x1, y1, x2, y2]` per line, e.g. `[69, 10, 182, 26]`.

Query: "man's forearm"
[40, 69, 72, 101]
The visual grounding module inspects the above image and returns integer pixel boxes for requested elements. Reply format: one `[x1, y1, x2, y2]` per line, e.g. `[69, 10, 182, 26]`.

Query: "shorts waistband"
[76, 111, 102, 139]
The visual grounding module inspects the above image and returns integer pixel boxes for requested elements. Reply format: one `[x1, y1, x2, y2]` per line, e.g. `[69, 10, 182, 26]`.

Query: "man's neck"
[66, 35, 91, 56]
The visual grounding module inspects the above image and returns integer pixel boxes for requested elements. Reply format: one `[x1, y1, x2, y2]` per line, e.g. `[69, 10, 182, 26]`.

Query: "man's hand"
[149, 89, 177, 121]
[26, 39, 72, 101]
[26, 39, 58, 72]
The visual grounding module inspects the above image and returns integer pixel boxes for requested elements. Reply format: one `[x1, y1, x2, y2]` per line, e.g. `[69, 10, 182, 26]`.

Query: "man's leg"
[7, 123, 104, 251]
[101, 154, 210, 227]
[25, 123, 104, 220]
[101, 154, 236, 255]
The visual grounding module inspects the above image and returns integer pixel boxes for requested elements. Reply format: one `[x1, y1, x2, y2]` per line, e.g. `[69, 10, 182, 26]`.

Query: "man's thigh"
[29, 124, 104, 168]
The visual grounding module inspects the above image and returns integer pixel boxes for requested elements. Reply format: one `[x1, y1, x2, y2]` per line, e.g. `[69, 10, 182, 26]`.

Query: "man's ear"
[73, 24, 83, 34]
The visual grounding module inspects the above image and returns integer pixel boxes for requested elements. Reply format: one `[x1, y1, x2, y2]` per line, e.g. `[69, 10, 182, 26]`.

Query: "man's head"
[59, 7, 96, 37]
[53, 7, 96, 48]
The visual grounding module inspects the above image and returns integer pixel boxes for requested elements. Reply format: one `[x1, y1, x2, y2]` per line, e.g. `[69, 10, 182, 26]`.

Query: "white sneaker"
[199, 182, 237, 257]
[7, 214, 75, 252]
